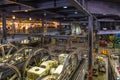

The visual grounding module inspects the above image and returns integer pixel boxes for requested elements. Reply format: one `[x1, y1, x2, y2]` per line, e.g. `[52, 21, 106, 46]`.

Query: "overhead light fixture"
[74, 11, 78, 14]
[43, 12, 47, 16]
[63, 6, 68, 9]
[29, 17, 32, 21]
[25, 10, 28, 12]
[103, 13, 106, 15]
[12, 15, 16, 19]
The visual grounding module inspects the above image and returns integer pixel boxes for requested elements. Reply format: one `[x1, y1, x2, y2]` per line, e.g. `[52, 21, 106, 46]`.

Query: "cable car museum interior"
[0, 0, 120, 80]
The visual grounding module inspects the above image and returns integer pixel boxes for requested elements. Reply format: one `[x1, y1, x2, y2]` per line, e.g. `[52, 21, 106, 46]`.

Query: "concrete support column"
[2, 13, 7, 40]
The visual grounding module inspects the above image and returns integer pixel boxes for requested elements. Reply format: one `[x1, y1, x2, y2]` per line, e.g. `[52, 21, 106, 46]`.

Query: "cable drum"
[57, 53, 79, 80]
[9, 47, 34, 64]
[0, 43, 18, 63]
[23, 48, 50, 79]
[0, 63, 21, 80]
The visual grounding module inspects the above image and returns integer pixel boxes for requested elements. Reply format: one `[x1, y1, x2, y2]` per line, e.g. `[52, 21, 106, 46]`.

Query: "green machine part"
[114, 38, 120, 48]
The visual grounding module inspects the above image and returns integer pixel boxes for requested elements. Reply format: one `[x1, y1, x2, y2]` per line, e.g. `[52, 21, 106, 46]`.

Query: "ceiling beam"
[36, 0, 70, 9]
[6, 0, 34, 9]
[67, 0, 91, 16]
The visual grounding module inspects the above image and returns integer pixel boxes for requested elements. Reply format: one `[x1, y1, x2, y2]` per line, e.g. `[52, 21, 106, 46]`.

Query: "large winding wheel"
[0, 63, 21, 80]
[23, 48, 50, 79]
[9, 47, 34, 64]
[0, 47, 34, 80]
[0, 43, 18, 63]
[58, 53, 78, 80]
[38, 52, 79, 80]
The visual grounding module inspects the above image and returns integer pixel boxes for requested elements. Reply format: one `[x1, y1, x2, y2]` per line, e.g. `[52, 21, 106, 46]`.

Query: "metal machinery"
[0, 44, 35, 80]
[23, 49, 79, 80]
[0, 45, 79, 80]
[19, 37, 41, 47]
[0, 43, 18, 63]
[0, 34, 84, 80]
[0, 44, 51, 80]
[0, 43, 19, 80]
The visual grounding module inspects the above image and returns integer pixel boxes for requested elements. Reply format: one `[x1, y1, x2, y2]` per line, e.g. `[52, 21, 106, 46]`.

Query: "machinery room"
[0, 0, 120, 80]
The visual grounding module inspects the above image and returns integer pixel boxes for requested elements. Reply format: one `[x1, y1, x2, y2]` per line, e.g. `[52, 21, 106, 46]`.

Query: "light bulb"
[29, 17, 32, 21]
[12, 15, 16, 19]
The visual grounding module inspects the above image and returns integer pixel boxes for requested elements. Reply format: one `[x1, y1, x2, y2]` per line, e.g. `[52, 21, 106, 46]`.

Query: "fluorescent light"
[44, 12, 46, 16]
[25, 10, 28, 12]
[63, 6, 68, 8]
[74, 11, 78, 14]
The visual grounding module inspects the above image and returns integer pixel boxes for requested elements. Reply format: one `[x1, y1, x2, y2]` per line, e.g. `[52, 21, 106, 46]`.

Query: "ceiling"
[93, 0, 120, 3]
[0, 0, 119, 21]
[0, 0, 86, 21]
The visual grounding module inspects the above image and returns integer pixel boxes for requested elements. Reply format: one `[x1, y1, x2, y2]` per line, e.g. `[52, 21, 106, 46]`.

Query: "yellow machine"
[109, 35, 115, 41]
[58, 54, 68, 65]
[27, 60, 58, 80]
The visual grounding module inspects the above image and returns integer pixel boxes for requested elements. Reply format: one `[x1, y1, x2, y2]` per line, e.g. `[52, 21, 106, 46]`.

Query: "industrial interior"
[0, 0, 120, 80]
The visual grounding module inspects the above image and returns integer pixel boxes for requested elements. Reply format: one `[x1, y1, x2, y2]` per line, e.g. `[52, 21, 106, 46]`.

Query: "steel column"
[88, 15, 93, 80]
[13, 20, 16, 34]
[2, 13, 7, 40]
[41, 18, 45, 47]
[67, 1, 95, 80]
[42, 18, 45, 33]
[98, 21, 100, 31]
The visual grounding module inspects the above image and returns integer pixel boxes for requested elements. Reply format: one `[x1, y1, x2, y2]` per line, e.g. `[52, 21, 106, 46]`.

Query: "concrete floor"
[93, 58, 108, 80]
[93, 47, 108, 80]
